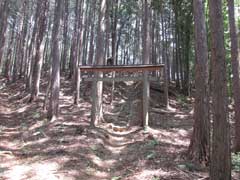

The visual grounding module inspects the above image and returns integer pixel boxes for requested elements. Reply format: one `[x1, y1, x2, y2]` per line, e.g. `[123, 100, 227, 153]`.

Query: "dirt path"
[0, 78, 210, 180]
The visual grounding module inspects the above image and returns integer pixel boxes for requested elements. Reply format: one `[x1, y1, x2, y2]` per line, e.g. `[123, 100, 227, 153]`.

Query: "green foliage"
[177, 162, 201, 172]
[144, 139, 159, 160]
[146, 139, 159, 147]
[176, 94, 188, 105]
[232, 153, 240, 172]
[238, 18, 240, 30]
[151, 176, 160, 180]
[236, 0, 240, 6]
[119, 0, 139, 16]
[90, 145, 98, 151]
[146, 151, 157, 160]
[151, 0, 163, 11]
[111, 176, 121, 180]
[177, 164, 186, 170]
[33, 112, 41, 119]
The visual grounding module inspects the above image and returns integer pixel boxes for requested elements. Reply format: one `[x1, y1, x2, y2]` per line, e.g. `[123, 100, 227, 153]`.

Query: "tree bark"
[61, 0, 69, 73]
[0, 0, 9, 70]
[91, 0, 107, 126]
[227, 0, 240, 152]
[74, 0, 86, 105]
[142, 0, 151, 128]
[112, 0, 119, 64]
[88, 0, 96, 65]
[26, 2, 41, 91]
[161, 10, 169, 108]
[4, 18, 16, 81]
[188, 0, 210, 165]
[18, 0, 29, 79]
[69, 0, 80, 79]
[209, 0, 231, 179]
[29, 0, 49, 102]
[48, 0, 63, 121]
[182, 13, 192, 96]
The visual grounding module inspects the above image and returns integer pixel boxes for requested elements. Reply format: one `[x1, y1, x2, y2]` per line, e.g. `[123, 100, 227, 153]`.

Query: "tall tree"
[29, 0, 49, 102]
[69, 0, 80, 79]
[112, 0, 119, 63]
[26, 1, 42, 90]
[142, 0, 151, 127]
[48, 0, 63, 120]
[4, 18, 16, 81]
[160, 3, 170, 107]
[18, 0, 29, 79]
[88, 0, 97, 65]
[74, 0, 87, 105]
[209, 0, 231, 179]
[227, 0, 240, 152]
[61, 0, 69, 73]
[0, 0, 9, 70]
[188, 0, 210, 165]
[91, 0, 107, 126]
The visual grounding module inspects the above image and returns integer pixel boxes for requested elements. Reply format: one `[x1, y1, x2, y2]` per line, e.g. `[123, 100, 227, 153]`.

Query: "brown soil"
[0, 77, 236, 180]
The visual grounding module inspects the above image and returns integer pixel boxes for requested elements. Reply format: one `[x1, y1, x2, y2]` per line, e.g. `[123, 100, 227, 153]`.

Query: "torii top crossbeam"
[79, 64, 165, 72]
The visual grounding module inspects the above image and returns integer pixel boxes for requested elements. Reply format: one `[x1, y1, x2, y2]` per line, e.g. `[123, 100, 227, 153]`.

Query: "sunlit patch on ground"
[4, 162, 62, 180]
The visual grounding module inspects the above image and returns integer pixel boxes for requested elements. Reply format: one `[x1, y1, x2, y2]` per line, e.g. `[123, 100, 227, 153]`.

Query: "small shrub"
[232, 153, 240, 172]
[177, 95, 188, 105]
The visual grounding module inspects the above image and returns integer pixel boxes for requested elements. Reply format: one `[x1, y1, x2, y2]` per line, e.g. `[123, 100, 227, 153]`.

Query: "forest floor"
[0, 76, 239, 180]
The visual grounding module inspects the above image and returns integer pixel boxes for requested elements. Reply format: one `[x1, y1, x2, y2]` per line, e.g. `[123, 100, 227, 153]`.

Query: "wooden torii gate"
[79, 64, 167, 128]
